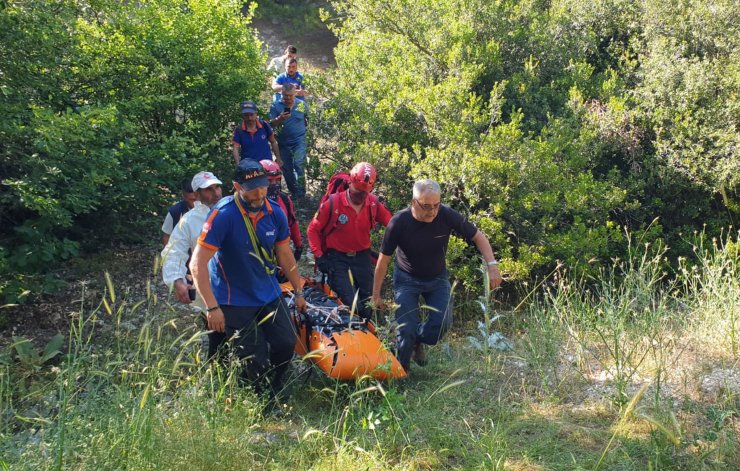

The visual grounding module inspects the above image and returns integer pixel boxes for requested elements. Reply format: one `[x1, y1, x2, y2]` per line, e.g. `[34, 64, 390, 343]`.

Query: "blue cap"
[235, 159, 269, 190]
[240, 100, 258, 114]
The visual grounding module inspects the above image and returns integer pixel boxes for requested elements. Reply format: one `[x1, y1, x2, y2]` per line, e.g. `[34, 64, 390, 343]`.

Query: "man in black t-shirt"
[371, 179, 503, 373]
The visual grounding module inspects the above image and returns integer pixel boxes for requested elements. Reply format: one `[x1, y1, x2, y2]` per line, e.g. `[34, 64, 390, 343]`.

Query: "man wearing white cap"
[161, 171, 224, 357]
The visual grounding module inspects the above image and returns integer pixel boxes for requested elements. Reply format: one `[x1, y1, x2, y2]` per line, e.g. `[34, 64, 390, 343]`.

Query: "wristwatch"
[486, 260, 499, 267]
[294, 290, 304, 298]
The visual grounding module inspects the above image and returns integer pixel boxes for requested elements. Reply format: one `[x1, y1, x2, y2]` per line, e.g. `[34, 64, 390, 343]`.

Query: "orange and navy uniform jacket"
[306, 190, 392, 258]
[274, 193, 302, 249]
[232, 119, 274, 162]
[197, 195, 289, 306]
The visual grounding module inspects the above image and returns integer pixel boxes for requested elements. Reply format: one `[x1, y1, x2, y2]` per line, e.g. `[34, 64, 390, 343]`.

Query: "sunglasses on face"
[413, 199, 441, 211]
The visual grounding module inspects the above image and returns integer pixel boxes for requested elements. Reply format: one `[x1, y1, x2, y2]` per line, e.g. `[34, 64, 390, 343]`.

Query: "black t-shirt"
[380, 206, 477, 278]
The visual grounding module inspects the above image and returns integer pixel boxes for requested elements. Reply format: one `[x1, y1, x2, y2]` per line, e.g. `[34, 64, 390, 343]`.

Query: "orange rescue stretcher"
[280, 279, 406, 381]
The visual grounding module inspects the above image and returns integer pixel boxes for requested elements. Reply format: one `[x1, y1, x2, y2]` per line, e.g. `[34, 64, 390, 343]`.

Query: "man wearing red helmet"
[307, 162, 392, 319]
[260, 160, 303, 261]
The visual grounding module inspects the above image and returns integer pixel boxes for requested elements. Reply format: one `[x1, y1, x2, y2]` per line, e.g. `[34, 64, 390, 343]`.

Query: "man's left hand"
[488, 266, 503, 289]
[295, 296, 307, 312]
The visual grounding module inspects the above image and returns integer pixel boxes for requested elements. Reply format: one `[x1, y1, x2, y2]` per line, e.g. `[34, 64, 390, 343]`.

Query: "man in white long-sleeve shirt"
[161, 171, 224, 356]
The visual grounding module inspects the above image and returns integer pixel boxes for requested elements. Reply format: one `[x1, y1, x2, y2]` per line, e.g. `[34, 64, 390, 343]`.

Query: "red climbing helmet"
[259, 160, 282, 182]
[349, 162, 377, 192]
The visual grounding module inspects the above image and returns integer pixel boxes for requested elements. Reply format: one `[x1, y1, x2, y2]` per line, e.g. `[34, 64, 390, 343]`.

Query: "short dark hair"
[285, 57, 298, 66]
[285, 45, 297, 55]
[181, 178, 194, 193]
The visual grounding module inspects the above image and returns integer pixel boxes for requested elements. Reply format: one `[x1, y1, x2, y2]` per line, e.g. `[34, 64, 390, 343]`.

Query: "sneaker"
[412, 342, 427, 367]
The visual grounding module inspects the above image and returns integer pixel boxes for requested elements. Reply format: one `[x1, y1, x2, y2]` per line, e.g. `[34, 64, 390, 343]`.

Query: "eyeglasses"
[413, 199, 441, 211]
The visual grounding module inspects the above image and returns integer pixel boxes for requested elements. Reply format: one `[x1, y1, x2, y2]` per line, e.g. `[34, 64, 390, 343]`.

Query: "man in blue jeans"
[371, 179, 503, 373]
[269, 83, 308, 198]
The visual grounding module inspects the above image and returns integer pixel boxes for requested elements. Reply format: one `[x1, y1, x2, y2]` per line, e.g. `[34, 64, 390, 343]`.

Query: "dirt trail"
[252, 12, 338, 72]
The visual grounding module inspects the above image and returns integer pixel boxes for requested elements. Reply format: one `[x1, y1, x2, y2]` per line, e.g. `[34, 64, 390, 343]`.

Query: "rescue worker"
[190, 160, 306, 402]
[232, 100, 282, 166]
[161, 178, 196, 246]
[259, 159, 303, 262]
[307, 162, 392, 319]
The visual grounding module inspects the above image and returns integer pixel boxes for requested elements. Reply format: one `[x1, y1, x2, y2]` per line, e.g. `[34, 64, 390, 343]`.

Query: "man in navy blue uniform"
[232, 100, 282, 166]
[161, 178, 196, 246]
[191, 160, 306, 401]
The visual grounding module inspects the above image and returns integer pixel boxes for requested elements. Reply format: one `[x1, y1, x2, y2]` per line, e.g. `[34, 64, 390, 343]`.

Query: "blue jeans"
[279, 139, 307, 198]
[326, 249, 374, 319]
[393, 268, 453, 370]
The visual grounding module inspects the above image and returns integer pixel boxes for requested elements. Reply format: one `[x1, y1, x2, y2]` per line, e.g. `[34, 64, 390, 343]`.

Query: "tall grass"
[680, 230, 740, 358]
[1, 232, 738, 469]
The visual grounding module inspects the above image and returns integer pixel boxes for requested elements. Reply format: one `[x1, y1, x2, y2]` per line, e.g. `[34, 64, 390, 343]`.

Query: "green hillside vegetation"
[0, 0, 738, 468]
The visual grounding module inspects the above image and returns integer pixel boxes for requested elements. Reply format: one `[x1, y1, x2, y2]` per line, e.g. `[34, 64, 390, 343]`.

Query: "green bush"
[315, 0, 737, 303]
[0, 0, 266, 301]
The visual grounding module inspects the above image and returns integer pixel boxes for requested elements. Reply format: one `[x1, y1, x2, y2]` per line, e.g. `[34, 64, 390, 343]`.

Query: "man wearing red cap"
[307, 162, 392, 319]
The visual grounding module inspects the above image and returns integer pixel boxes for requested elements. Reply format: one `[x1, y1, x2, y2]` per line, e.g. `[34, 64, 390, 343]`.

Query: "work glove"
[315, 255, 331, 274]
[293, 245, 303, 261]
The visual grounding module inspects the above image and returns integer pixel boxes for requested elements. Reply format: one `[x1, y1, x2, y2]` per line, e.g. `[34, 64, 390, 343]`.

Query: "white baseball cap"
[191, 171, 223, 190]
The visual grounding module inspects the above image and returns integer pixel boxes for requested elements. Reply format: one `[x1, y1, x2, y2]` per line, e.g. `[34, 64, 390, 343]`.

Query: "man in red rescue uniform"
[260, 160, 303, 262]
[307, 162, 392, 319]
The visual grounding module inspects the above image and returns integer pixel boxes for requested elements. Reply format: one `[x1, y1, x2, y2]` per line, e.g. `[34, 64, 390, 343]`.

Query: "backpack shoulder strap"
[279, 193, 296, 227]
[367, 194, 379, 228]
[319, 193, 337, 235]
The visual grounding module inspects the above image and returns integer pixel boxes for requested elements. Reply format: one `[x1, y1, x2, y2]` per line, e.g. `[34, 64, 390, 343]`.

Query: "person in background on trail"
[190, 160, 307, 404]
[161, 178, 196, 246]
[272, 58, 307, 99]
[268, 84, 308, 199]
[307, 162, 392, 320]
[267, 45, 297, 76]
[161, 171, 225, 359]
[260, 159, 303, 262]
[370, 179, 503, 373]
[232, 100, 282, 167]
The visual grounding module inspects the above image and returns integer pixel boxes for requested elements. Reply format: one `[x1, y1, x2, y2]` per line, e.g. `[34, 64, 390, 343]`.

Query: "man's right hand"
[315, 255, 330, 273]
[370, 294, 386, 310]
[174, 279, 192, 304]
[207, 308, 225, 333]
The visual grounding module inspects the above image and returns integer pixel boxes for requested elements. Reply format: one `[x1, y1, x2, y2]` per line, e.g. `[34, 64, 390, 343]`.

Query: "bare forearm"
[276, 245, 301, 290]
[232, 146, 240, 165]
[372, 254, 391, 298]
[191, 247, 218, 309]
[472, 230, 495, 263]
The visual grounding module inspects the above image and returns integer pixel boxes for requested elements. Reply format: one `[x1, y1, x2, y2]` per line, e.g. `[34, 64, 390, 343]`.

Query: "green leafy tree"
[0, 0, 265, 301]
[317, 0, 736, 304]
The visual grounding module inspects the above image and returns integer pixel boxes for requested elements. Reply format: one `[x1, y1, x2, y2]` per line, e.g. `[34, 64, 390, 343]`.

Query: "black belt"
[328, 249, 370, 258]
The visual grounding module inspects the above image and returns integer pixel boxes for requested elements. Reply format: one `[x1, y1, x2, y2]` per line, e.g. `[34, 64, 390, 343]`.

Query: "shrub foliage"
[0, 0, 265, 301]
[315, 0, 738, 294]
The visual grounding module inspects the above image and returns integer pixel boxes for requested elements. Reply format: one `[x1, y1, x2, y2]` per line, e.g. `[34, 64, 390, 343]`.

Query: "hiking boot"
[412, 342, 427, 367]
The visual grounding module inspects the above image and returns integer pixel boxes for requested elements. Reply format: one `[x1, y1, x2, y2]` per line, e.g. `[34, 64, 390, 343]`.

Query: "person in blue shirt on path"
[190, 160, 306, 403]
[271, 58, 308, 100]
[232, 100, 282, 166]
[269, 84, 308, 198]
